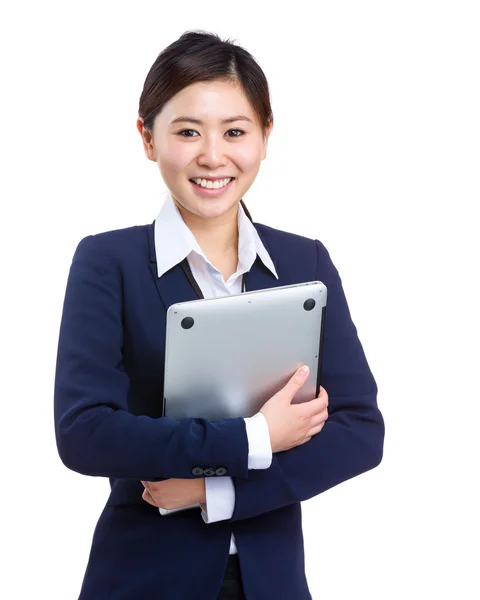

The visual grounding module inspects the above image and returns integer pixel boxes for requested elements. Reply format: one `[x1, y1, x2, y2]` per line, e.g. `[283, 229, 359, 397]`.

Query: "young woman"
[54, 30, 384, 600]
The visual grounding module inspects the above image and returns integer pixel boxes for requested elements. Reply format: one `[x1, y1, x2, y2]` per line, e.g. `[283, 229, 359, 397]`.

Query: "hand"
[141, 478, 206, 510]
[259, 365, 329, 453]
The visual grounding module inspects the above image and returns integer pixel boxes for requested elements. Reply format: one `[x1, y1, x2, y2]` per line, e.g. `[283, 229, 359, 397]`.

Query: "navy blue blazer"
[54, 220, 384, 600]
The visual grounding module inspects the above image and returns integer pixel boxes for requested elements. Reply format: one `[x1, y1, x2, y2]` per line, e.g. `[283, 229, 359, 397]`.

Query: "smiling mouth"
[189, 177, 235, 190]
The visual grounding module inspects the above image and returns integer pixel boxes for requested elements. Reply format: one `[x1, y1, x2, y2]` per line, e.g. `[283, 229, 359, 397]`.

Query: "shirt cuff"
[244, 412, 273, 469]
[158, 504, 200, 516]
[200, 476, 235, 523]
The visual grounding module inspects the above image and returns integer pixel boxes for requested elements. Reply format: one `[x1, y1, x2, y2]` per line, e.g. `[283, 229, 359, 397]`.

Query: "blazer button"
[192, 467, 204, 476]
[215, 467, 227, 476]
[203, 467, 216, 477]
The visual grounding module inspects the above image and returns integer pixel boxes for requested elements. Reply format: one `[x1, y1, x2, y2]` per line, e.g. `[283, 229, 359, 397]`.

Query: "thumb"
[281, 365, 310, 401]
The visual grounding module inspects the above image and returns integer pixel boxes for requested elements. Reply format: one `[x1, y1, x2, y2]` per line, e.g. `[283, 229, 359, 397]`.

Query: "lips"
[188, 177, 235, 196]
[189, 177, 236, 181]
[189, 177, 235, 184]
[189, 177, 235, 190]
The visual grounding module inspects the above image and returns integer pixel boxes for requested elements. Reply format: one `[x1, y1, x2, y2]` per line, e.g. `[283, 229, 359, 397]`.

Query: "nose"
[196, 134, 228, 169]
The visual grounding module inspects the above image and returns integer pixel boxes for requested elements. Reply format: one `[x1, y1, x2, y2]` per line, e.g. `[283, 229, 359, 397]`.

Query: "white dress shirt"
[154, 191, 279, 554]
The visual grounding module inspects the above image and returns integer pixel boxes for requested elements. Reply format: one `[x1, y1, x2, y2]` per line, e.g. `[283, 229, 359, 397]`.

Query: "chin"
[195, 201, 237, 219]
[176, 189, 240, 219]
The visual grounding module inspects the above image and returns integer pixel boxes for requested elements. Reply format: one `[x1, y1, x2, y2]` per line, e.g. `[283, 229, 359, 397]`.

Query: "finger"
[310, 408, 329, 427]
[296, 436, 312, 446]
[296, 396, 326, 418]
[142, 481, 157, 494]
[142, 488, 157, 507]
[311, 390, 329, 411]
[282, 366, 310, 400]
[316, 388, 328, 404]
[308, 422, 326, 437]
[317, 386, 328, 397]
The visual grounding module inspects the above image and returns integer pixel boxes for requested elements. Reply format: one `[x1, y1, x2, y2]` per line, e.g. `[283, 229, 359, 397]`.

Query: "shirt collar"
[154, 191, 278, 280]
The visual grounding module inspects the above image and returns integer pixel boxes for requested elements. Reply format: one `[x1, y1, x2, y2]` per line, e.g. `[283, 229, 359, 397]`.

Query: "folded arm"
[204, 239, 385, 523]
[54, 235, 250, 481]
[200, 412, 272, 522]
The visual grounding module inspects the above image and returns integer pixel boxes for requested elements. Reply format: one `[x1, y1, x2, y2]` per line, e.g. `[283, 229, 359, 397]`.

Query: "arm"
[200, 412, 272, 522]
[227, 239, 385, 522]
[54, 235, 249, 481]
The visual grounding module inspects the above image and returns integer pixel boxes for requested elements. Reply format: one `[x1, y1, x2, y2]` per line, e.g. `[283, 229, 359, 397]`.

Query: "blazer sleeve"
[53, 235, 249, 481]
[228, 239, 385, 521]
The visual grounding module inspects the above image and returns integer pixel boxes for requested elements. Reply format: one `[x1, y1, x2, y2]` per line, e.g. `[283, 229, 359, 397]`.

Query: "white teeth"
[192, 177, 232, 189]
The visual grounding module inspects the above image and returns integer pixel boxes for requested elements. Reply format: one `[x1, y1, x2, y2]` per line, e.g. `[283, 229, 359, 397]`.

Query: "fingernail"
[299, 365, 309, 376]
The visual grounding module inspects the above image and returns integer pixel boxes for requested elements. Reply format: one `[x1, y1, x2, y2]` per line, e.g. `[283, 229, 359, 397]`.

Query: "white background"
[1, 1, 479, 598]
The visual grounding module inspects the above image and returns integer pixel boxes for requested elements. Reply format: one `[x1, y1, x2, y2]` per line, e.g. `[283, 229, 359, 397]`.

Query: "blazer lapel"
[147, 220, 282, 312]
[245, 254, 280, 293]
[247, 223, 282, 292]
[147, 222, 199, 311]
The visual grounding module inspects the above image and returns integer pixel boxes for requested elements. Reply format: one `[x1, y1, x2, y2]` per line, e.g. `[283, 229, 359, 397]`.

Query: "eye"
[176, 129, 246, 138]
[226, 129, 245, 138]
[177, 129, 199, 138]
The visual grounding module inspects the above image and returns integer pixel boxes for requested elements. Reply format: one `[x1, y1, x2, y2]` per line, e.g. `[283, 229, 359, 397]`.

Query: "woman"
[54, 30, 384, 600]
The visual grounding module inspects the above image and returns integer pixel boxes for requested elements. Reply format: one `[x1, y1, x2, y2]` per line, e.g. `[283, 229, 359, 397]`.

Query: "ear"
[261, 120, 273, 161]
[136, 117, 156, 161]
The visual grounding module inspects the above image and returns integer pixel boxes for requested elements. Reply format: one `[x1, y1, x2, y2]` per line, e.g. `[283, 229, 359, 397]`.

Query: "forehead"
[158, 80, 256, 124]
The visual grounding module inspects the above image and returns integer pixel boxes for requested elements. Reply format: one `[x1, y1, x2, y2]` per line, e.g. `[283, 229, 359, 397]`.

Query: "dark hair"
[138, 30, 274, 222]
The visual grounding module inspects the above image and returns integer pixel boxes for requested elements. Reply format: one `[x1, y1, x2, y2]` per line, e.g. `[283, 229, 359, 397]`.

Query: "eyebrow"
[169, 115, 254, 127]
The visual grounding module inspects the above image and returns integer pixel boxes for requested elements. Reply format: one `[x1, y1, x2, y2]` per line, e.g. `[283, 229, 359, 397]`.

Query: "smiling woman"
[138, 83, 269, 218]
[136, 32, 273, 230]
[54, 29, 384, 600]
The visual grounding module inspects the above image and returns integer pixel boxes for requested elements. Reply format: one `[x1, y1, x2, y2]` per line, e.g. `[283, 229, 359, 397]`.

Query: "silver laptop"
[163, 281, 327, 421]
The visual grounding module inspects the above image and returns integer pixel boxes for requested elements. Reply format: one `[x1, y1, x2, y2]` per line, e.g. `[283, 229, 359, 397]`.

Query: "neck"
[176, 201, 239, 259]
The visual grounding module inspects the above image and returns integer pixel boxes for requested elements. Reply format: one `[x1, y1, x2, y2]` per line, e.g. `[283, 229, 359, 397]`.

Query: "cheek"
[234, 146, 262, 174]
[158, 136, 194, 163]
[157, 139, 191, 173]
